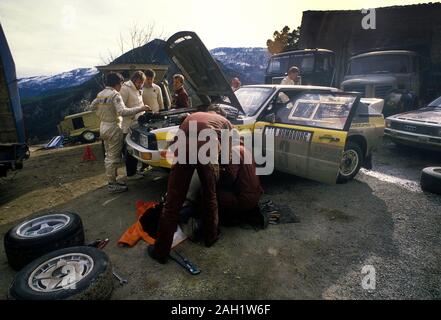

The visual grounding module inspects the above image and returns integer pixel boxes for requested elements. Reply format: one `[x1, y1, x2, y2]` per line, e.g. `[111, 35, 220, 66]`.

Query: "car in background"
[126, 31, 385, 184]
[385, 96, 441, 151]
[57, 111, 100, 143]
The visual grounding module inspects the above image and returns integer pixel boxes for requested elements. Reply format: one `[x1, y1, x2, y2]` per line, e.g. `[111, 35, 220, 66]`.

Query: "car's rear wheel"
[81, 131, 96, 143]
[338, 141, 364, 183]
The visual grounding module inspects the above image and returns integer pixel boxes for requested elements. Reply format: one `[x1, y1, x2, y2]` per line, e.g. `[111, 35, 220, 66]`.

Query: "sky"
[0, 0, 428, 77]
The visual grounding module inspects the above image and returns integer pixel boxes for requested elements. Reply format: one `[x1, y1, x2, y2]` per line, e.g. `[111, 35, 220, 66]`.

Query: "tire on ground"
[8, 246, 113, 300]
[337, 141, 364, 183]
[81, 131, 96, 143]
[4, 212, 85, 271]
[420, 167, 441, 195]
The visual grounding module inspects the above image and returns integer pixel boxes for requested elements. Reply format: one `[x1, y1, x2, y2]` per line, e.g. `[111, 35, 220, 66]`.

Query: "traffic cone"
[82, 145, 97, 161]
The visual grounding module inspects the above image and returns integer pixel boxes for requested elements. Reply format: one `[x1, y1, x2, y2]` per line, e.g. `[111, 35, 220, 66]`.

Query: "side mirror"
[264, 113, 276, 123]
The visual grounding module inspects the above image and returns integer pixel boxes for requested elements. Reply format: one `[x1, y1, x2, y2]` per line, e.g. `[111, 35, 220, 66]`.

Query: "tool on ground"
[169, 250, 201, 275]
[87, 238, 109, 249]
[112, 268, 128, 285]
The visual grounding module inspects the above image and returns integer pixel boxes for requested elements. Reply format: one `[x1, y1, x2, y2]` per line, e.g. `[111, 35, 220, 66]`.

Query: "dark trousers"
[122, 133, 138, 176]
[154, 163, 219, 258]
[218, 189, 261, 222]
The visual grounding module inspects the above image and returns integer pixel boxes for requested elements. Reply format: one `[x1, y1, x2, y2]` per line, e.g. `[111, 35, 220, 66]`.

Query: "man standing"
[90, 72, 150, 193]
[142, 69, 164, 113]
[281, 66, 300, 85]
[120, 71, 147, 180]
[172, 74, 189, 109]
[148, 106, 232, 263]
[230, 77, 241, 91]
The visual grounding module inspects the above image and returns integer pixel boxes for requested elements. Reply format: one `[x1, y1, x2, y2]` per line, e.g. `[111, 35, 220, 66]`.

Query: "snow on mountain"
[18, 67, 99, 99]
[210, 47, 270, 84]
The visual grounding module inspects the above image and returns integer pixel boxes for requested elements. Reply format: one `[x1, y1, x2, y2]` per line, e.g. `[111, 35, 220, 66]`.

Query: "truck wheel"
[4, 212, 85, 271]
[338, 141, 364, 183]
[420, 167, 441, 195]
[8, 246, 113, 300]
[81, 131, 96, 143]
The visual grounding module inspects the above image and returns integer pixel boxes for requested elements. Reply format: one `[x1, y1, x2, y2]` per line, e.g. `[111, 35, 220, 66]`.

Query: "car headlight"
[139, 134, 149, 149]
[385, 119, 391, 128]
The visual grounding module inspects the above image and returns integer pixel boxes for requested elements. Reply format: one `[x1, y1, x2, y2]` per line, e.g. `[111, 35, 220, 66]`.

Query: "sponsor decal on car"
[264, 126, 313, 143]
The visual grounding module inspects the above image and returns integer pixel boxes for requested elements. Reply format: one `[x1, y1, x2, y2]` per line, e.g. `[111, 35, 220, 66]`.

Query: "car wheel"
[4, 212, 85, 271]
[81, 131, 96, 143]
[8, 246, 113, 300]
[420, 167, 441, 195]
[338, 141, 364, 183]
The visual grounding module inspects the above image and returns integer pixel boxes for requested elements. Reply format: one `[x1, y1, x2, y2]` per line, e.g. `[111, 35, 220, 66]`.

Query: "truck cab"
[265, 49, 335, 87]
[341, 50, 420, 116]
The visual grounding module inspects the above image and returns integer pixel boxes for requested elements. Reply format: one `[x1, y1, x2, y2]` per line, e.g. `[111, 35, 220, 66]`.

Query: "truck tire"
[338, 141, 364, 183]
[8, 246, 113, 300]
[4, 212, 85, 271]
[81, 131, 96, 143]
[420, 167, 441, 195]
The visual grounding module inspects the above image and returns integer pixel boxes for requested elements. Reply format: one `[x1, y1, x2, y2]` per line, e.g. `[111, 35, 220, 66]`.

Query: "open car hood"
[165, 31, 245, 114]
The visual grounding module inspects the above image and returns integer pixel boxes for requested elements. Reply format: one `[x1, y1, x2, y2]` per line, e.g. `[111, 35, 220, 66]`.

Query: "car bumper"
[384, 128, 441, 150]
[125, 135, 172, 169]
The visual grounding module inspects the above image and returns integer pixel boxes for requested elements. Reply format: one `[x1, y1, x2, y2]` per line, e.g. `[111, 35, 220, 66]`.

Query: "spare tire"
[4, 212, 85, 271]
[8, 246, 113, 300]
[420, 167, 441, 195]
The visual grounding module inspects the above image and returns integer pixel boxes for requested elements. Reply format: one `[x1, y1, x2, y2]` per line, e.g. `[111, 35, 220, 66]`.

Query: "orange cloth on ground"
[118, 200, 158, 247]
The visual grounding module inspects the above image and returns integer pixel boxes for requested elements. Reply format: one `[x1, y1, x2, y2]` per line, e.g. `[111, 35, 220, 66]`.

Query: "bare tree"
[101, 22, 166, 64]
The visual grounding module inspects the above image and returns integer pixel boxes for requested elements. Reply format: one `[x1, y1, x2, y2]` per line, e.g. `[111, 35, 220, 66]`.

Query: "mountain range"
[18, 40, 271, 141]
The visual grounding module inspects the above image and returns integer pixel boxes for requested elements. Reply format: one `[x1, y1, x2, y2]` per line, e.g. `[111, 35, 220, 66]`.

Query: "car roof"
[242, 84, 342, 92]
[351, 50, 418, 59]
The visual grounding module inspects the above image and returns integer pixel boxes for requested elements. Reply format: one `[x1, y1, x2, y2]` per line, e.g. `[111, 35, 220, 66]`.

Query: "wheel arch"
[346, 134, 367, 156]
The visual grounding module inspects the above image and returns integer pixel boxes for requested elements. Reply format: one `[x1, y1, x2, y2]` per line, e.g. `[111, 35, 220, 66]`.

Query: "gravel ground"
[0, 138, 440, 299]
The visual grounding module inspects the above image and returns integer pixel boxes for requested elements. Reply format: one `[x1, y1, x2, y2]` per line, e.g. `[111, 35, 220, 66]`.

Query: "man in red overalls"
[148, 106, 232, 263]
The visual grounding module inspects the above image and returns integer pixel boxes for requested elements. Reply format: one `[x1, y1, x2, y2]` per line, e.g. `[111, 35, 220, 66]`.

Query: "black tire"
[81, 131, 96, 143]
[337, 141, 364, 183]
[4, 212, 85, 271]
[8, 246, 113, 300]
[420, 167, 441, 195]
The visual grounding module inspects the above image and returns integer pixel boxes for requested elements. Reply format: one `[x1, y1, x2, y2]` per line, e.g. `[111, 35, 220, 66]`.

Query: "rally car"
[126, 31, 385, 184]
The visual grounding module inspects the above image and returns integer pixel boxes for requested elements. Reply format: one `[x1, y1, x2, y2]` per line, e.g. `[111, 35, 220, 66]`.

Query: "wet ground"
[0, 138, 440, 299]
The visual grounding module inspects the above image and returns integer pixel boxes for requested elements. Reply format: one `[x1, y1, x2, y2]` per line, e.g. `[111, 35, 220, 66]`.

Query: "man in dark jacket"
[172, 74, 189, 109]
[218, 144, 263, 223]
[148, 106, 232, 263]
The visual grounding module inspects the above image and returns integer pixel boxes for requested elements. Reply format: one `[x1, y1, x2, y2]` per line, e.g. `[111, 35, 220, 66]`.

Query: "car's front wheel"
[338, 141, 364, 183]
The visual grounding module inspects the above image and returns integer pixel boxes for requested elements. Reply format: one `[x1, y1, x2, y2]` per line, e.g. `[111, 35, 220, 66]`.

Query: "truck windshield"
[267, 54, 315, 74]
[348, 55, 411, 75]
[234, 87, 274, 116]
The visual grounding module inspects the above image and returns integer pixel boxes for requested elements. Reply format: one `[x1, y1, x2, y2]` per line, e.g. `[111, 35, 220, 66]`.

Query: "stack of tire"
[420, 167, 441, 195]
[4, 212, 113, 300]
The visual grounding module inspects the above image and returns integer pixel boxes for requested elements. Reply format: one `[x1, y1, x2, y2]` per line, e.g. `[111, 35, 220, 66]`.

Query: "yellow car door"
[254, 90, 360, 184]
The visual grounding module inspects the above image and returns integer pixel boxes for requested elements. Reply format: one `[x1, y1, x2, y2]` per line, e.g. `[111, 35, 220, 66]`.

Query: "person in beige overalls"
[90, 72, 150, 193]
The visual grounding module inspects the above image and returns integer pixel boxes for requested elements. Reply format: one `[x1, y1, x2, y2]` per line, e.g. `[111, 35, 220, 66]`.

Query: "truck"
[0, 24, 29, 177]
[265, 49, 335, 86]
[341, 50, 423, 116]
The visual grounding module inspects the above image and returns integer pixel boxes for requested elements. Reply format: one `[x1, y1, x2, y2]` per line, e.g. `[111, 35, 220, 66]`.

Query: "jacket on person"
[142, 83, 164, 112]
[120, 80, 144, 133]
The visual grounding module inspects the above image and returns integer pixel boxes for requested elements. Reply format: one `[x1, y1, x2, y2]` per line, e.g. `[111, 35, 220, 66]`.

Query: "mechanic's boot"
[204, 229, 221, 248]
[126, 173, 144, 181]
[147, 245, 168, 264]
[107, 183, 128, 194]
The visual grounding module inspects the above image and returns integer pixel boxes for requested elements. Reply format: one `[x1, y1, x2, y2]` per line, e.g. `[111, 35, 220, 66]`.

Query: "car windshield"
[234, 87, 274, 116]
[428, 96, 441, 108]
[267, 54, 315, 74]
[348, 54, 411, 75]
